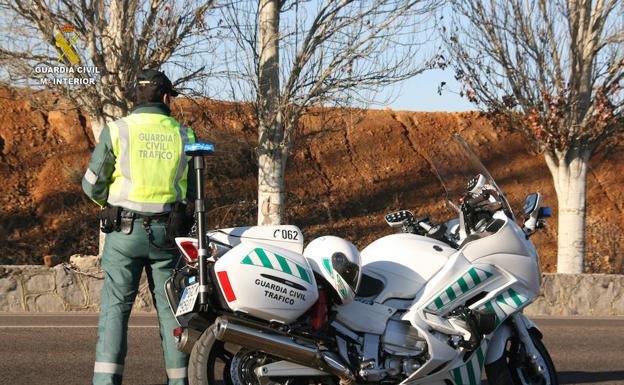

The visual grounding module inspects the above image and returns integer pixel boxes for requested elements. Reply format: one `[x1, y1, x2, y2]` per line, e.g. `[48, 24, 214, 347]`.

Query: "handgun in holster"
[119, 210, 135, 234]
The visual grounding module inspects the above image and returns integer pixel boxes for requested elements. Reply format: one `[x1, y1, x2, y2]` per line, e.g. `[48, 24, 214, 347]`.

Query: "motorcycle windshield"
[425, 135, 515, 219]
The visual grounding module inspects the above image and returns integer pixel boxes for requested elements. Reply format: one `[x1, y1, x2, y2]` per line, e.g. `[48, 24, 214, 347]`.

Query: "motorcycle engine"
[380, 319, 427, 377]
[348, 317, 428, 382]
[382, 319, 427, 356]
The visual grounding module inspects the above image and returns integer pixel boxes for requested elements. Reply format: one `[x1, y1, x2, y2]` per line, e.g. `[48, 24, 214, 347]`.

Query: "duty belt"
[119, 209, 169, 234]
[120, 209, 169, 220]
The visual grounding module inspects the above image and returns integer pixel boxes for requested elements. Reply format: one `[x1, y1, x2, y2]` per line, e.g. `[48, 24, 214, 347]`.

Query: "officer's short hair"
[135, 69, 179, 104]
[136, 84, 167, 104]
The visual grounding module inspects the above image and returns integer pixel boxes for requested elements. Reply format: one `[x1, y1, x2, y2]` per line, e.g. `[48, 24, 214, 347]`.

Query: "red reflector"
[173, 327, 182, 338]
[179, 241, 198, 263]
[217, 271, 237, 302]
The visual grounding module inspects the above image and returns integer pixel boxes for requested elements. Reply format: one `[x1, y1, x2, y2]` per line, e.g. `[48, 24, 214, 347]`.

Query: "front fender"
[485, 313, 542, 364]
[485, 324, 512, 364]
[513, 312, 543, 339]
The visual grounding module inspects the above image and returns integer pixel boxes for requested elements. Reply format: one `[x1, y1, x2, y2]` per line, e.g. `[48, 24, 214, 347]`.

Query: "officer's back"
[82, 69, 193, 385]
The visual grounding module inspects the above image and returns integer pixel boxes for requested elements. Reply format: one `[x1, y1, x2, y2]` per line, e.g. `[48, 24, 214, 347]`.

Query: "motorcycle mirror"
[522, 192, 543, 236]
[522, 193, 541, 216]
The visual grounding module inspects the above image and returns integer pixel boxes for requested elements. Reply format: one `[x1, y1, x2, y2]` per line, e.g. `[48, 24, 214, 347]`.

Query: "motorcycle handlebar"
[465, 192, 490, 207]
[417, 220, 433, 232]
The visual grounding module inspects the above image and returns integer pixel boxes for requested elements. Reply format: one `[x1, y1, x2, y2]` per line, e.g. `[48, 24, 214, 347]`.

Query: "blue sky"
[202, 1, 478, 114]
[382, 68, 476, 112]
[0, 1, 477, 114]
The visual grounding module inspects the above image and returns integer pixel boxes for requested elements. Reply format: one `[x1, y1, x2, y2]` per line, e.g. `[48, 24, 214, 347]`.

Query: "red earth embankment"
[0, 87, 622, 272]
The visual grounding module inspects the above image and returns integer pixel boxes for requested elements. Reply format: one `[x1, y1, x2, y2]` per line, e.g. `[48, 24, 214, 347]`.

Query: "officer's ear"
[162, 93, 171, 106]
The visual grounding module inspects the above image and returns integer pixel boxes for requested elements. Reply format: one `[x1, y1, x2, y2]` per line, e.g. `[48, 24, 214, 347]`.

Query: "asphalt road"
[0, 314, 622, 385]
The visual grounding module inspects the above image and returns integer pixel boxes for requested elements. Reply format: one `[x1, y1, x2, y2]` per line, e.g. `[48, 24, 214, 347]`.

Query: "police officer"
[82, 69, 195, 385]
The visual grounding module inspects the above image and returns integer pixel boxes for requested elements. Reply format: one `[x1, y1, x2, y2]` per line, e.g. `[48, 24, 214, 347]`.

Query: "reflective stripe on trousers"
[94, 362, 124, 375]
[167, 367, 188, 379]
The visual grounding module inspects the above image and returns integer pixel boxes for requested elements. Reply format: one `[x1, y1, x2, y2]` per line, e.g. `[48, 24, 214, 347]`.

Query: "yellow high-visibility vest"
[107, 113, 195, 213]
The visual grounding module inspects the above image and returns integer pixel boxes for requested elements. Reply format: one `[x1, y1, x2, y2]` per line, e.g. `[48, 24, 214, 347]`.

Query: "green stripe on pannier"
[297, 265, 311, 283]
[241, 248, 311, 284]
[255, 248, 273, 268]
[275, 254, 292, 275]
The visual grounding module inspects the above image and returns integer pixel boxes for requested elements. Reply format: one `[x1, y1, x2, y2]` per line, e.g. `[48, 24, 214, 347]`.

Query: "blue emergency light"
[184, 142, 215, 156]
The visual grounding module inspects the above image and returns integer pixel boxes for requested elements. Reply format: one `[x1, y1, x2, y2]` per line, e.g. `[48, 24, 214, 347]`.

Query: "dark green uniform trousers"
[93, 218, 187, 385]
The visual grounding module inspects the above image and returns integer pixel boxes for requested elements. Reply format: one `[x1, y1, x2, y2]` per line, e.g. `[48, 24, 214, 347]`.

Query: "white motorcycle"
[167, 136, 557, 385]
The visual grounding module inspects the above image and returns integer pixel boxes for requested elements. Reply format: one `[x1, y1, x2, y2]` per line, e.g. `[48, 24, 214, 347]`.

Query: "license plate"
[175, 283, 200, 317]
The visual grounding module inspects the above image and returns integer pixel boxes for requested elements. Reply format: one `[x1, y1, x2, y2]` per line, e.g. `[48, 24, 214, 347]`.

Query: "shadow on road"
[559, 371, 624, 384]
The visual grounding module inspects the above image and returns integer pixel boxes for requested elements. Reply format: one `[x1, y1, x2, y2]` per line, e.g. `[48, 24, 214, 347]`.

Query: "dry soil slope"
[0, 87, 621, 271]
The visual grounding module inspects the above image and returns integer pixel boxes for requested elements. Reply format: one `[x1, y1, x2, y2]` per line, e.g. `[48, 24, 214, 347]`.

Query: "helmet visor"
[332, 252, 360, 292]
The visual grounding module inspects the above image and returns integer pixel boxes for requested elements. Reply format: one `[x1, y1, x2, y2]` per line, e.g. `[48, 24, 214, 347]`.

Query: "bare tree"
[0, 0, 219, 256]
[0, 0, 218, 139]
[442, 0, 623, 273]
[219, 0, 441, 225]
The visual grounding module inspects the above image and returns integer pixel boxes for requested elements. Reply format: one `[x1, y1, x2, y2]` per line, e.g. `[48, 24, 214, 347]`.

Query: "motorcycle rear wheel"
[188, 326, 298, 385]
[188, 325, 235, 385]
[485, 330, 558, 385]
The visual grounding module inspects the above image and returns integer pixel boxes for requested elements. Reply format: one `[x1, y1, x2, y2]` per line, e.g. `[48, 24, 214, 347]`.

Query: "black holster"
[100, 206, 135, 234]
[166, 202, 193, 243]
[99, 205, 121, 233]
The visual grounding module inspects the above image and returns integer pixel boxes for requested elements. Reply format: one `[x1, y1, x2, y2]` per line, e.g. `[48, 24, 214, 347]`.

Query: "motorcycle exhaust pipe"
[175, 327, 202, 355]
[213, 317, 355, 385]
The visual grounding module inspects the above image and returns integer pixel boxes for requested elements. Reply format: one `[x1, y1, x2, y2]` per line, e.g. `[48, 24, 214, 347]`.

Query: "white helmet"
[304, 236, 362, 304]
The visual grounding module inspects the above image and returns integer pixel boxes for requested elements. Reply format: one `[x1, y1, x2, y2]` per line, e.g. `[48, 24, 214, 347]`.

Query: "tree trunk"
[545, 149, 591, 273]
[258, 148, 285, 225]
[257, 0, 283, 225]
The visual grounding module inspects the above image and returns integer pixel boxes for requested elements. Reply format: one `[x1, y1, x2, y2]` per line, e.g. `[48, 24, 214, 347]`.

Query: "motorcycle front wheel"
[485, 330, 558, 385]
